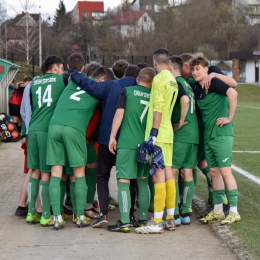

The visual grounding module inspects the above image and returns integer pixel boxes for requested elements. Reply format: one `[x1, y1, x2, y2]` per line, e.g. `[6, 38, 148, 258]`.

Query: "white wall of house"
[111, 12, 154, 37]
[245, 60, 257, 82]
[135, 13, 155, 34]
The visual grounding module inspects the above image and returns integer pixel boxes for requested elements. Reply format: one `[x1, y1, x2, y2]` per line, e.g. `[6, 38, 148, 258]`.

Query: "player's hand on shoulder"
[202, 73, 216, 89]
[216, 117, 230, 127]
[109, 137, 117, 154]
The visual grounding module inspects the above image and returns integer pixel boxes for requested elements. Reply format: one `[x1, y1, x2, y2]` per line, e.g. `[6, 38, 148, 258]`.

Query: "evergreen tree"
[53, 0, 68, 34]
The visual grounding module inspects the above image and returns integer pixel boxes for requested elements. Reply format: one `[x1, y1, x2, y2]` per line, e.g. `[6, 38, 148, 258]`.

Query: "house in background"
[71, 1, 104, 24]
[230, 50, 260, 83]
[111, 11, 155, 37]
[2, 12, 39, 47]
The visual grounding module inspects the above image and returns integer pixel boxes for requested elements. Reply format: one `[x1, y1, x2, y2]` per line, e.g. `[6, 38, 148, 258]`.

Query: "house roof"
[229, 50, 260, 60]
[111, 11, 146, 25]
[3, 12, 39, 27]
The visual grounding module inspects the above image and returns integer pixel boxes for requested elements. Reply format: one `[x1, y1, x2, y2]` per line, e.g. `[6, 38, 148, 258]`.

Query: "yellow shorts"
[155, 142, 173, 167]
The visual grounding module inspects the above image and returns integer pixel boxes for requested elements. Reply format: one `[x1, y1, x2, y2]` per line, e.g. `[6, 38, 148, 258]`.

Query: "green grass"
[195, 84, 260, 259]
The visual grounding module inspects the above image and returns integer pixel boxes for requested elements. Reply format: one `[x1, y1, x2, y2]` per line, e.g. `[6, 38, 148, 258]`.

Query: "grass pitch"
[195, 84, 260, 259]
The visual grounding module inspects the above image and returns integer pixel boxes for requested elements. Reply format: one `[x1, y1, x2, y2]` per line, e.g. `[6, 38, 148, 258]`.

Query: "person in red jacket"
[9, 77, 32, 132]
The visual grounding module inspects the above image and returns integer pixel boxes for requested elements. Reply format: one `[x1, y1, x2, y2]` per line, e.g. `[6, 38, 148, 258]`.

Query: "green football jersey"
[117, 85, 151, 149]
[50, 80, 100, 136]
[171, 77, 199, 144]
[145, 70, 178, 143]
[29, 73, 66, 132]
[197, 93, 234, 144]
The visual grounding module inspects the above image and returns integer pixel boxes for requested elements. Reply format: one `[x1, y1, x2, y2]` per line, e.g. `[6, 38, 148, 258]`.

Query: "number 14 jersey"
[29, 73, 66, 132]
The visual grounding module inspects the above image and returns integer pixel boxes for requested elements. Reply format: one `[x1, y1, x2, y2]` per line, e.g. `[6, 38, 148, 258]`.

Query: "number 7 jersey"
[29, 74, 66, 132]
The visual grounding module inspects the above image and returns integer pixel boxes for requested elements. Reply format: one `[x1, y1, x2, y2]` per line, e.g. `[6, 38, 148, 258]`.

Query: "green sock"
[117, 182, 130, 224]
[201, 166, 213, 199]
[40, 181, 51, 219]
[70, 182, 76, 214]
[75, 177, 88, 216]
[60, 179, 66, 214]
[192, 168, 197, 185]
[27, 177, 40, 215]
[182, 180, 195, 214]
[85, 168, 97, 204]
[226, 189, 238, 207]
[174, 181, 180, 216]
[49, 176, 61, 216]
[213, 190, 225, 205]
[136, 178, 149, 221]
[148, 175, 154, 202]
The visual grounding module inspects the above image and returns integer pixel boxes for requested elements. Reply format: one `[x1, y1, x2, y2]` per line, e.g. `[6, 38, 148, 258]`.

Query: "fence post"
[11, 53, 14, 63]
[32, 55, 35, 78]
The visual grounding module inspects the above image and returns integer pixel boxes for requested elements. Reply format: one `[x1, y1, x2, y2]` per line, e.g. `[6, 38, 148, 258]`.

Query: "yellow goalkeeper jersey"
[145, 70, 178, 143]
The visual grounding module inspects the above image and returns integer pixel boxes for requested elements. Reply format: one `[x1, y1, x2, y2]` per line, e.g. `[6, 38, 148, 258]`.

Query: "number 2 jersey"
[116, 85, 150, 149]
[49, 80, 100, 136]
[29, 73, 66, 132]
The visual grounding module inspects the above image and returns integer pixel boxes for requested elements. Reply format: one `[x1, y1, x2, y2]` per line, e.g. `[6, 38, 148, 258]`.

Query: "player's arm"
[202, 66, 237, 89]
[109, 89, 126, 154]
[173, 83, 189, 132]
[210, 78, 238, 127]
[216, 87, 238, 127]
[71, 71, 109, 100]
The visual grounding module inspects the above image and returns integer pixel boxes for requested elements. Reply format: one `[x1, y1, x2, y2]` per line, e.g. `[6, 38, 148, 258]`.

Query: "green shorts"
[47, 125, 87, 168]
[116, 149, 149, 179]
[155, 142, 172, 167]
[172, 142, 198, 169]
[197, 125, 206, 162]
[205, 136, 234, 168]
[27, 130, 50, 173]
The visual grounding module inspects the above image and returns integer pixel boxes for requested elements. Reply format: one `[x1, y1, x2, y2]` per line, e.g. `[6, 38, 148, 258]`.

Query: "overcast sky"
[4, 0, 123, 20]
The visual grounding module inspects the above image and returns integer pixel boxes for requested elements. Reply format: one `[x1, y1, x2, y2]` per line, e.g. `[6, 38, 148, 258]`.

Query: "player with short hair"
[85, 61, 102, 78]
[169, 55, 199, 225]
[135, 48, 179, 234]
[107, 68, 156, 232]
[189, 55, 240, 225]
[112, 59, 129, 79]
[70, 63, 137, 228]
[26, 54, 65, 226]
[47, 53, 100, 229]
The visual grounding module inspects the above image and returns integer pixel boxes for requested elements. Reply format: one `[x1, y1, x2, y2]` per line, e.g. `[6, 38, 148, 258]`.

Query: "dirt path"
[0, 142, 238, 260]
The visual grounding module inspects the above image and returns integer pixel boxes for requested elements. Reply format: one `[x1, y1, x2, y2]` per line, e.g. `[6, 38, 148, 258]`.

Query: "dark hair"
[68, 53, 85, 71]
[44, 54, 64, 71]
[153, 48, 169, 64]
[85, 61, 101, 77]
[179, 53, 193, 63]
[23, 77, 32, 82]
[138, 67, 156, 85]
[93, 66, 115, 81]
[112, 59, 129, 78]
[124, 65, 140, 78]
[169, 55, 183, 71]
[137, 62, 150, 69]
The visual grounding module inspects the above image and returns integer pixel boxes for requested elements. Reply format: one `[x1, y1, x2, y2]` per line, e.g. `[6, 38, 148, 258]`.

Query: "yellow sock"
[153, 183, 166, 223]
[165, 179, 175, 220]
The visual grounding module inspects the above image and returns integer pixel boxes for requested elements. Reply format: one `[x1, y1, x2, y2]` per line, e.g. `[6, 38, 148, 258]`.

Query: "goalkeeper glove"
[144, 128, 158, 154]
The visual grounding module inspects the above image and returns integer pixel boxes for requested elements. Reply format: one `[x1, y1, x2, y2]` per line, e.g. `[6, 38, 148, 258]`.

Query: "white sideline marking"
[231, 164, 260, 185]
[237, 105, 260, 109]
[233, 151, 260, 153]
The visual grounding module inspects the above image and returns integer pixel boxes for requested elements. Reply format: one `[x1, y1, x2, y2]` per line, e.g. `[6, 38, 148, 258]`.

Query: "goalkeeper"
[108, 68, 155, 233]
[135, 48, 179, 234]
